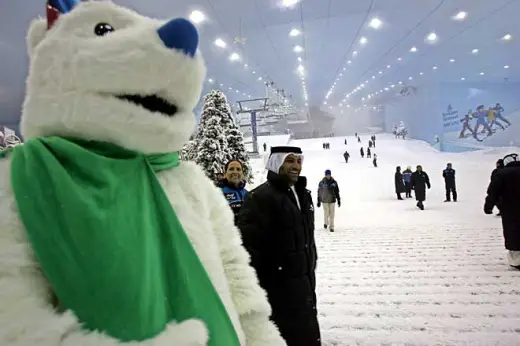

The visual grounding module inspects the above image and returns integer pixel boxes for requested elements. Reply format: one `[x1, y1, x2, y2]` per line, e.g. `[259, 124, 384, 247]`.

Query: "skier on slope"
[411, 165, 431, 210]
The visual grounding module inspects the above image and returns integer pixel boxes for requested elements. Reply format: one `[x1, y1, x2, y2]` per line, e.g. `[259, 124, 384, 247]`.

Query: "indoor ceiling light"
[410, 46, 418, 52]
[189, 10, 206, 24]
[258, 77, 262, 81]
[289, 28, 301, 37]
[419, 72, 424, 75]
[208, 78, 214, 83]
[449, 58, 455, 62]
[408, 76, 413, 80]
[378, 71, 383, 74]
[214, 38, 226, 48]
[426, 32, 438, 42]
[360, 37, 368, 45]
[504, 65, 510, 69]
[372, 76, 376, 79]
[480, 72, 485, 75]
[397, 57, 402, 61]
[369, 17, 383, 29]
[453, 11, 467, 21]
[472, 48, 479, 54]
[298, 57, 302, 62]
[433, 66, 438, 70]
[353, 51, 358, 56]
[502, 34, 512, 41]
[282, 0, 299, 7]
[229, 52, 240, 61]
[387, 65, 391, 68]
[461, 77, 466, 80]
[293, 45, 303, 53]
[347, 60, 352, 64]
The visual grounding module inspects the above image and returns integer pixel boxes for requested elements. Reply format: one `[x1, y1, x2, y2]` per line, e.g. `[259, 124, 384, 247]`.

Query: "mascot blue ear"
[157, 18, 199, 57]
[48, 0, 79, 13]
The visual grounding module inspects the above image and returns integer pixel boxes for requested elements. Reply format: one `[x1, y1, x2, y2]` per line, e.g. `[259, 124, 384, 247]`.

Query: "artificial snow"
[248, 134, 520, 346]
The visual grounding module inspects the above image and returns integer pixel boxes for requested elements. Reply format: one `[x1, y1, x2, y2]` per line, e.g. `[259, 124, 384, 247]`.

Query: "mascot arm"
[206, 181, 286, 346]
[0, 160, 208, 346]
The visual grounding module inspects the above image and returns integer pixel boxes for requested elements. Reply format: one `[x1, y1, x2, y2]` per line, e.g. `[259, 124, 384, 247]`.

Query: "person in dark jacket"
[367, 147, 372, 158]
[357, 136, 361, 143]
[411, 165, 431, 210]
[484, 153, 520, 269]
[490, 159, 505, 215]
[343, 151, 350, 163]
[263, 142, 267, 152]
[360, 147, 364, 158]
[237, 146, 321, 346]
[317, 170, 341, 232]
[220, 159, 247, 220]
[344, 138, 347, 145]
[395, 166, 405, 200]
[373, 153, 378, 167]
[402, 167, 413, 198]
[442, 163, 457, 202]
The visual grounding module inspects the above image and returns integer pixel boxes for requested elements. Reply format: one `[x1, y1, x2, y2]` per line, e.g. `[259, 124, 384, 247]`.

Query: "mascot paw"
[154, 319, 208, 346]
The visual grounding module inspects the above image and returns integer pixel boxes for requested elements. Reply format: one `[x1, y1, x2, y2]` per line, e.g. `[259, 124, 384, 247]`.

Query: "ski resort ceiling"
[0, 0, 519, 129]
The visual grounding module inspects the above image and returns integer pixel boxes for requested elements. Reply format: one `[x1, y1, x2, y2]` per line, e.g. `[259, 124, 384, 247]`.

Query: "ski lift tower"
[236, 97, 269, 154]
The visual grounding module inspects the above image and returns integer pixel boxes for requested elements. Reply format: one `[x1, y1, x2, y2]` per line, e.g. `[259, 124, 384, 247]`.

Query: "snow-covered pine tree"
[203, 90, 254, 183]
[180, 138, 197, 161]
[194, 107, 229, 179]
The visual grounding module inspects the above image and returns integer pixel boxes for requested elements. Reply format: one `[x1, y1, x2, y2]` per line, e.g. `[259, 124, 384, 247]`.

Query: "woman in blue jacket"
[221, 159, 248, 219]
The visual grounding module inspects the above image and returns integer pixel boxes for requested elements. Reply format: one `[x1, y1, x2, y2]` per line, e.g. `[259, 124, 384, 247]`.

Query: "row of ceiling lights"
[188, 8, 293, 104]
[322, 16, 384, 106]
[332, 10, 512, 111]
[344, 37, 513, 108]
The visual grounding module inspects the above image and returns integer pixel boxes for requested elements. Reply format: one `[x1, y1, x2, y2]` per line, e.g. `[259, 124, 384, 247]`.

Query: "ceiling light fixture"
[387, 65, 391, 68]
[282, 0, 299, 7]
[397, 57, 402, 61]
[353, 51, 358, 56]
[433, 66, 438, 70]
[502, 34, 512, 41]
[504, 65, 510, 69]
[189, 10, 206, 24]
[293, 45, 303, 53]
[461, 77, 466, 80]
[410, 46, 418, 52]
[298, 57, 302, 62]
[472, 48, 479, 54]
[289, 28, 301, 37]
[208, 78, 214, 83]
[453, 11, 467, 21]
[369, 17, 383, 29]
[360, 37, 368, 45]
[479, 72, 485, 75]
[426, 32, 438, 42]
[449, 58, 455, 62]
[229, 52, 240, 61]
[214, 38, 227, 48]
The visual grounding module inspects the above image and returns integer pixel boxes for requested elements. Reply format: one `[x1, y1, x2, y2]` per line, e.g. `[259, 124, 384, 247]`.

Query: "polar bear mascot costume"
[0, 1, 287, 345]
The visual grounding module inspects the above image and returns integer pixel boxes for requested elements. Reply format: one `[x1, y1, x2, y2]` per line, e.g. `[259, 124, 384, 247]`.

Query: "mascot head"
[22, 0, 206, 153]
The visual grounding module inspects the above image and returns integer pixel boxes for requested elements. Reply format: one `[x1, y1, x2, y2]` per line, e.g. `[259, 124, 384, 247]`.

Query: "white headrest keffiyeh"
[266, 153, 304, 174]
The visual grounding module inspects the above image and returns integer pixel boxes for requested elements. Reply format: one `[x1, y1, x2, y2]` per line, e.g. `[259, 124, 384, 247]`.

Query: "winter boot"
[324, 224, 328, 229]
[330, 228, 334, 233]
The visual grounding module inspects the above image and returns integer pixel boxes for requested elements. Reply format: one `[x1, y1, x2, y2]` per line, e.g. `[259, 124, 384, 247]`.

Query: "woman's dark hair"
[224, 159, 244, 172]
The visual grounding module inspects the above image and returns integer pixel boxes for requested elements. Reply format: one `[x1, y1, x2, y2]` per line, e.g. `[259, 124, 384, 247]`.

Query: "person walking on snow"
[317, 170, 341, 232]
[373, 154, 378, 167]
[484, 153, 520, 269]
[367, 147, 372, 158]
[443, 163, 457, 202]
[360, 147, 364, 158]
[237, 146, 321, 345]
[402, 166, 413, 198]
[395, 166, 405, 200]
[411, 165, 431, 210]
[343, 151, 350, 163]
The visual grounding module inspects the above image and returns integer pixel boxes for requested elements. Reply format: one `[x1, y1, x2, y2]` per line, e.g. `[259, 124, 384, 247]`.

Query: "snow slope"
[250, 134, 520, 346]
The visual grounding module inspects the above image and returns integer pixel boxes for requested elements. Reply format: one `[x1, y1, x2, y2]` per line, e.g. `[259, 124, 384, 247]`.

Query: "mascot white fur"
[0, 1, 286, 345]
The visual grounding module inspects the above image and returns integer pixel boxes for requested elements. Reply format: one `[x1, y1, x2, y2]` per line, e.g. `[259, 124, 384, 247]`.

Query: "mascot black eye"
[94, 23, 115, 36]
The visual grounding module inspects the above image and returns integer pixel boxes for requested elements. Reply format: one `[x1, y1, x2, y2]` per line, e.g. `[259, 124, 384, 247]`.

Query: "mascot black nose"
[157, 18, 199, 57]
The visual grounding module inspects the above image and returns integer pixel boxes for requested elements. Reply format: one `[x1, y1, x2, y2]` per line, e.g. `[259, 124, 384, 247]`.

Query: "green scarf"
[4, 137, 240, 344]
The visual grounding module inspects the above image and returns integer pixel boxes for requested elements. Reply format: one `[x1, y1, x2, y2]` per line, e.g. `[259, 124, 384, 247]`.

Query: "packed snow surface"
[250, 134, 520, 346]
